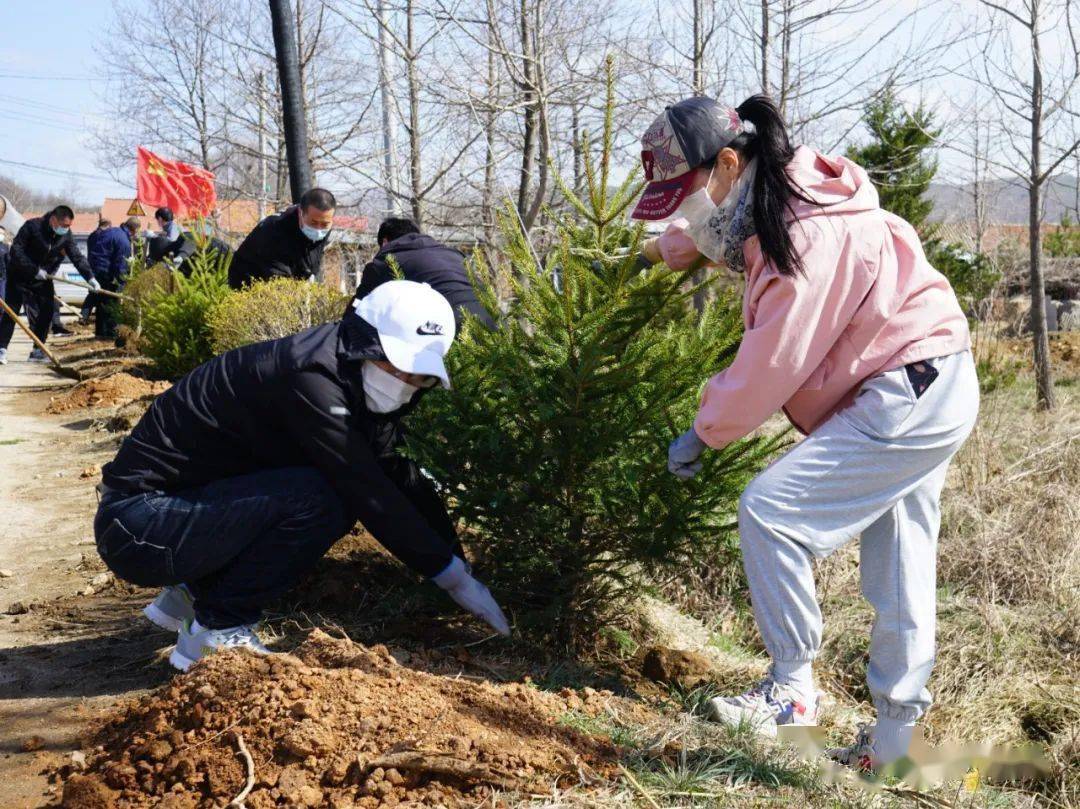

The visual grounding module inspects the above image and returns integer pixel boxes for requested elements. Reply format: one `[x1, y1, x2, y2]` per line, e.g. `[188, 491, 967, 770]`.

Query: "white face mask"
[362, 361, 419, 413]
[672, 166, 717, 224]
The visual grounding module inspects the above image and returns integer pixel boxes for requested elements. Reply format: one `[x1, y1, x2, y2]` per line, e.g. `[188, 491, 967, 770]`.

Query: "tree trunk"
[692, 0, 703, 94]
[572, 103, 583, 196]
[760, 0, 770, 94]
[406, 0, 423, 227]
[517, 0, 536, 225]
[1029, 10, 1055, 410]
[779, 0, 792, 114]
[482, 21, 498, 252]
[269, 0, 313, 203]
[521, 0, 548, 231]
[376, 0, 400, 217]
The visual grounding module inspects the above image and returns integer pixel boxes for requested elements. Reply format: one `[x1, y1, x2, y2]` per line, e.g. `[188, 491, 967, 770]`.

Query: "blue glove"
[88, 278, 101, 291]
[668, 427, 707, 480]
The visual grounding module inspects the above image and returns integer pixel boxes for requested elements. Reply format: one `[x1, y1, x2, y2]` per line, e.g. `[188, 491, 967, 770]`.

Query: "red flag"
[136, 147, 217, 219]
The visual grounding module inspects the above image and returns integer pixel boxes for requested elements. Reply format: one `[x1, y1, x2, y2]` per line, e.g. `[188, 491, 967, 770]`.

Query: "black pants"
[94, 467, 349, 627]
[0, 279, 54, 350]
[91, 275, 121, 338]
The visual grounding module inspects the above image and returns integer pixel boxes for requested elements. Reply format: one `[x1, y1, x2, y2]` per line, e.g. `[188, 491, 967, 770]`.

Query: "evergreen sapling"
[407, 61, 781, 647]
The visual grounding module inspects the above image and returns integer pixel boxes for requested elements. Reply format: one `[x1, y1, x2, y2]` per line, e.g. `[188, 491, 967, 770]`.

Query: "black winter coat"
[8, 216, 94, 285]
[228, 206, 327, 289]
[354, 233, 494, 330]
[101, 317, 459, 577]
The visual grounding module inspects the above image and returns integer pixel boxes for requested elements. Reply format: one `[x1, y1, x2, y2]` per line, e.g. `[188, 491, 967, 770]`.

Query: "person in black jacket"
[0, 206, 99, 364]
[228, 188, 336, 289]
[94, 279, 509, 670]
[0, 229, 9, 306]
[354, 217, 495, 330]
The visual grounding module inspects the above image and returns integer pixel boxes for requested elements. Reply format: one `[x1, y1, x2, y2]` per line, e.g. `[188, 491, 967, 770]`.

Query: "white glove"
[88, 278, 101, 291]
[432, 556, 510, 636]
[668, 427, 707, 480]
[34, 269, 48, 281]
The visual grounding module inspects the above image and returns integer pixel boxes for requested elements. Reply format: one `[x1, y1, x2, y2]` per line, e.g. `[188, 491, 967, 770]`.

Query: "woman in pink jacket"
[633, 95, 978, 770]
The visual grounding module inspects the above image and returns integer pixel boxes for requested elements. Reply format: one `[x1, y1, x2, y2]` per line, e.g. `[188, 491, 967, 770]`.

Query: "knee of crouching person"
[737, 475, 767, 530]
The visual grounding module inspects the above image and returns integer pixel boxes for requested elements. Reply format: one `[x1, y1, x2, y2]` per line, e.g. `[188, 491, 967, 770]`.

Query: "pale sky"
[0, 1, 133, 202]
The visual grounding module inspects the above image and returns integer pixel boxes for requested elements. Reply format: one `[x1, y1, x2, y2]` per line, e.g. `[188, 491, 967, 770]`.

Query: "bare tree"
[962, 0, 1080, 410]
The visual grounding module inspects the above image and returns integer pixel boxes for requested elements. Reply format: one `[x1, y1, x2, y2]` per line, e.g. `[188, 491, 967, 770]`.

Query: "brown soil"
[46, 373, 170, 415]
[59, 630, 643, 808]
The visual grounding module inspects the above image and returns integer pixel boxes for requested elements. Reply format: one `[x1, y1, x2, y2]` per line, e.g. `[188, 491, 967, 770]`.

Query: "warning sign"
[125, 199, 146, 216]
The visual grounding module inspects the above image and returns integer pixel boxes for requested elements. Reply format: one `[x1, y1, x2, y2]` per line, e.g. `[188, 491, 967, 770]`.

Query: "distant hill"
[928, 175, 1080, 224]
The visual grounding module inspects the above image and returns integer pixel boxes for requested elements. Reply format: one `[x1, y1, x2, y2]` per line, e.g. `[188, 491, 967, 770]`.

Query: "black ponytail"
[729, 95, 814, 277]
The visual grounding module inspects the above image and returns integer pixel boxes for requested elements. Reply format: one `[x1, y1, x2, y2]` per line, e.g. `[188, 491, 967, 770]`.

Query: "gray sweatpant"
[739, 350, 978, 722]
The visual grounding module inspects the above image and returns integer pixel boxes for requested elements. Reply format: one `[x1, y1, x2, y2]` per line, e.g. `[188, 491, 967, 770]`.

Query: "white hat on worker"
[351, 280, 456, 388]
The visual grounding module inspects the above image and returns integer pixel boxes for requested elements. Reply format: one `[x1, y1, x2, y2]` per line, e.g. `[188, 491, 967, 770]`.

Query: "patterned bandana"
[684, 158, 758, 272]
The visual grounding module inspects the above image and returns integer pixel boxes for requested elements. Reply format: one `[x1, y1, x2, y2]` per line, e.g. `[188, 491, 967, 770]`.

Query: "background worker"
[94, 280, 509, 671]
[354, 217, 494, 330]
[85, 217, 138, 338]
[227, 188, 335, 289]
[80, 218, 112, 326]
[0, 205, 99, 365]
[0, 229, 8, 305]
[634, 95, 976, 771]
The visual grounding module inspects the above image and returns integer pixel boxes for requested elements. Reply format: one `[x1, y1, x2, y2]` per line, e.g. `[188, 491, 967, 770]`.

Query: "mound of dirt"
[47, 373, 170, 414]
[60, 630, 642, 808]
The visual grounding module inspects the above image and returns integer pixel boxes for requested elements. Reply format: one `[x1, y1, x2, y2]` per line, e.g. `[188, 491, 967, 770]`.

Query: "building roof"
[23, 211, 101, 236]
[215, 198, 262, 234]
[100, 198, 157, 232]
[100, 197, 264, 236]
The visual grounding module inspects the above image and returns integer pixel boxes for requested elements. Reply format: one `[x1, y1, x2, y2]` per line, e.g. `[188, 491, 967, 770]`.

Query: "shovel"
[0, 295, 81, 380]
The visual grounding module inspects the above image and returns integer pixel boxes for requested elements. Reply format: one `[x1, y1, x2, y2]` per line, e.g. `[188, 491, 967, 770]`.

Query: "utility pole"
[268, 0, 313, 203]
[376, 0, 400, 217]
[257, 71, 268, 219]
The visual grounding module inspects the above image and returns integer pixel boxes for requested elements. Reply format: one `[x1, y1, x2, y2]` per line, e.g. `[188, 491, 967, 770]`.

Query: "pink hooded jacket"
[661, 146, 971, 447]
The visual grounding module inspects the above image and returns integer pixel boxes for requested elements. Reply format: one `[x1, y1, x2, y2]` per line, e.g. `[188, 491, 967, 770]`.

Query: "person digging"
[94, 280, 510, 671]
[634, 96, 977, 772]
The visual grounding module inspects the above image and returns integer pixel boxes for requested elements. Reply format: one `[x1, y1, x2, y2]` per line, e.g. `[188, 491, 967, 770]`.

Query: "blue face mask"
[53, 225, 70, 236]
[301, 223, 330, 242]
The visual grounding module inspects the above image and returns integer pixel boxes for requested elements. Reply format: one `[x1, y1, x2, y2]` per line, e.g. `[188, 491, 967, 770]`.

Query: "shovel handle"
[59, 276, 129, 301]
[0, 294, 64, 369]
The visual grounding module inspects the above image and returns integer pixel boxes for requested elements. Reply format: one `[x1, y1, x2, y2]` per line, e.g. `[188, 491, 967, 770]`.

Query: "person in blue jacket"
[79, 219, 112, 326]
[85, 218, 137, 338]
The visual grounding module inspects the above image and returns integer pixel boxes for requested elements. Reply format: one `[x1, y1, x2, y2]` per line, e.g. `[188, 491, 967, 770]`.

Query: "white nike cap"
[351, 280, 456, 388]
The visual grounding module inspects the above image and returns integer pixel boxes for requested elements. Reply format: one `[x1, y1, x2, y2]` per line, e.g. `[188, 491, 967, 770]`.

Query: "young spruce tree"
[408, 60, 780, 647]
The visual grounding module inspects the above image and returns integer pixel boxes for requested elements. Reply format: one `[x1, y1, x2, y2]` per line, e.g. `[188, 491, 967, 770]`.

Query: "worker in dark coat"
[94, 280, 509, 671]
[0, 206, 98, 365]
[227, 188, 336, 289]
[354, 217, 495, 330]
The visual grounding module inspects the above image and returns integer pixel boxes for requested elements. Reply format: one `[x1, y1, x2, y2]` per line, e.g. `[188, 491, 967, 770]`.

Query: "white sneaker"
[707, 677, 819, 737]
[0, 347, 7, 365]
[143, 584, 195, 631]
[169, 619, 270, 672]
[27, 348, 49, 363]
[827, 721, 917, 773]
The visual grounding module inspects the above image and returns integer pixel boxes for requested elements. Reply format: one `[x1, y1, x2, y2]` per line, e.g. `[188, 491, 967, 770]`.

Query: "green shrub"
[1044, 216, 1080, 257]
[406, 62, 780, 647]
[138, 243, 233, 377]
[208, 278, 349, 353]
[118, 262, 176, 333]
[927, 241, 1000, 310]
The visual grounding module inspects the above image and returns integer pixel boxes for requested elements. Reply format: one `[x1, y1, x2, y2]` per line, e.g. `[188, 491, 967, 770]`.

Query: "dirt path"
[0, 329, 171, 807]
